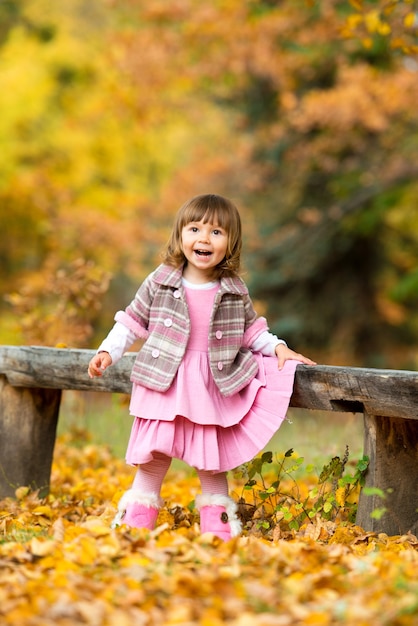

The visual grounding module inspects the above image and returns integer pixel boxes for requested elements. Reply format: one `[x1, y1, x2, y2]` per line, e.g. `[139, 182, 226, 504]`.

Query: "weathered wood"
[356, 411, 418, 536]
[0, 346, 134, 394]
[0, 346, 417, 419]
[0, 375, 61, 498]
[291, 364, 418, 420]
[0, 345, 417, 535]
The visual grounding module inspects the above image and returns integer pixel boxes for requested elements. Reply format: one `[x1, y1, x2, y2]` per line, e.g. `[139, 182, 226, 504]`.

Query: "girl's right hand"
[88, 352, 112, 378]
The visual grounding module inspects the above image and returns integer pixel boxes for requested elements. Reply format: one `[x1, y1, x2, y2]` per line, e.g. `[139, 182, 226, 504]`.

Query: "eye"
[213, 228, 224, 236]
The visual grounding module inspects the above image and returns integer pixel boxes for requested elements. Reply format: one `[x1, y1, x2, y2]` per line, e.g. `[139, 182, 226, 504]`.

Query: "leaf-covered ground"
[1, 435, 417, 626]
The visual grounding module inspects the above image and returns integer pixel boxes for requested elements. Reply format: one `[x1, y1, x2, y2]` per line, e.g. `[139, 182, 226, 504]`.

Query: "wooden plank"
[291, 364, 418, 420]
[0, 346, 417, 418]
[0, 346, 134, 394]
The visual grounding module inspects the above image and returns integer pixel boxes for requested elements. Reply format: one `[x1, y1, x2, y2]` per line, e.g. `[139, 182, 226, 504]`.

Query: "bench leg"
[356, 410, 418, 536]
[0, 375, 61, 498]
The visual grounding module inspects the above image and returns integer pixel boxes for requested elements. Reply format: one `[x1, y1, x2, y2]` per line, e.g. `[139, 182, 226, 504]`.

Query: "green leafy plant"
[236, 447, 369, 533]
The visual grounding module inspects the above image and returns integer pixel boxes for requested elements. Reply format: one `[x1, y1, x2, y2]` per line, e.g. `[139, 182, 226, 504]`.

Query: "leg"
[132, 452, 172, 494]
[112, 452, 171, 530]
[196, 470, 242, 541]
[197, 469, 229, 496]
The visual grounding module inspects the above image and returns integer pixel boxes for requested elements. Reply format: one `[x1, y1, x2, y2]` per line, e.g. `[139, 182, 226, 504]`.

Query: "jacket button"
[215, 330, 223, 340]
[217, 361, 223, 371]
[164, 318, 173, 327]
[173, 290, 181, 299]
[151, 349, 160, 358]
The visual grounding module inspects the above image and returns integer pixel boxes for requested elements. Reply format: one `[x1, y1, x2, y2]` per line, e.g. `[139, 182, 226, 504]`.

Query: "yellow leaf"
[335, 486, 346, 507]
[377, 22, 391, 36]
[329, 525, 364, 545]
[15, 486, 30, 500]
[32, 505, 54, 519]
[80, 518, 111, 537]
[304, 612, 331, 625]
[70, 536, 99, 566]
[349, 0, 364, 10]
[347, 14, 364, 30]
[362, 37, 374, 49]
[97, 535, 122, 558]
[364, 10, 382, 33]
[404, 12, 416, 28]
[52, 517, 65, 542]
[29, 537, 57, 557]
[119, 554, 152, 569]
[390, 37, 406, 49]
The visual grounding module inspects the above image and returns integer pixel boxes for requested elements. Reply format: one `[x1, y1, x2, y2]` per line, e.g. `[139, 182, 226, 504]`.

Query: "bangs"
[179, 195, 235, 232]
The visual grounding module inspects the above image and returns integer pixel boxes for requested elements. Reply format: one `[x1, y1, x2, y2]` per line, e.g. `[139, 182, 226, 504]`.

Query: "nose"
[198, 228, 210, 242]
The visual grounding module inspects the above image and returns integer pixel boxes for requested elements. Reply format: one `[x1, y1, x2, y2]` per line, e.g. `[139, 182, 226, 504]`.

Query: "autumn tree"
[116, 0, 418, 366]
[239, 1, 418, 366]
[0, 0, 229, 345]
[1, 0, 417, 366]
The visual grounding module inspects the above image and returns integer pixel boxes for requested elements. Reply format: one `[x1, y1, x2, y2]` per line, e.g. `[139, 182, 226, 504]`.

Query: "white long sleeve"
[251, 330, 287, 357]
[96, 322, 137, 364]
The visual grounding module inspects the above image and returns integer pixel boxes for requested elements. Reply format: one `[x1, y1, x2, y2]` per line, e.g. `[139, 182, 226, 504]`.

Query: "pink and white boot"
[196, 494, 242, 541]
[111, 489, 163, 530]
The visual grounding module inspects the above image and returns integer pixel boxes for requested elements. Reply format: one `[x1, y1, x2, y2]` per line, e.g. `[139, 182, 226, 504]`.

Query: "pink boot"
[111, 490, 163, 530]
[196, 494, 242, 541]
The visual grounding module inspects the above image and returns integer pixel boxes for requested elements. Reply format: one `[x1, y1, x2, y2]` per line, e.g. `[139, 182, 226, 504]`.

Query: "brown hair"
[162, 194, 242, 278]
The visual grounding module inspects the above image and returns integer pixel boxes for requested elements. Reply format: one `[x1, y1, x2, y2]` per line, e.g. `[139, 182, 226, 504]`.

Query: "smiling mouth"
[195, 250, 212, 256]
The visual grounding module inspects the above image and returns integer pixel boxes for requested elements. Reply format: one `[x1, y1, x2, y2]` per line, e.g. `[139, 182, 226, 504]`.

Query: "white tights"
[131, 451, 229, 497]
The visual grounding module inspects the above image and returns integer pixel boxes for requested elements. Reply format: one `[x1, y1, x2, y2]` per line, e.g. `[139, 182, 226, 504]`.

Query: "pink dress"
[125, 283, 298, 472]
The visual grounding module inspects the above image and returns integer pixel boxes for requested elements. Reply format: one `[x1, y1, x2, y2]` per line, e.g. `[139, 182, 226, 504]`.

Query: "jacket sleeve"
[242, 316, 269, 348]
[114, 271, 156, 340]
[114, 311, 149, 340]
[242, 289, 287, 353]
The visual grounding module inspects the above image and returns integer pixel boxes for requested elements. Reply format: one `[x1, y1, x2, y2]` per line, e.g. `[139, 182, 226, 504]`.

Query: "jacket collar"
[153, 264, 183, 288]
[153, 264, 248, 296]
[219, 275, 249, 296]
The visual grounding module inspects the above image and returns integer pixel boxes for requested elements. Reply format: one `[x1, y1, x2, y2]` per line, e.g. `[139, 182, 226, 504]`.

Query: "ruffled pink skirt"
[125, 353, 299, 472]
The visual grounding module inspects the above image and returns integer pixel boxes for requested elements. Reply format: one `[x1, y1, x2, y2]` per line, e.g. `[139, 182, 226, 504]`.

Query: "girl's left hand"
[275, 343, 317, 370]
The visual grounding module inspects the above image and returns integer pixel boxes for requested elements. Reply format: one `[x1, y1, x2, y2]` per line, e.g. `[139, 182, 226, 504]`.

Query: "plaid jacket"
[115, 264, 269, 397]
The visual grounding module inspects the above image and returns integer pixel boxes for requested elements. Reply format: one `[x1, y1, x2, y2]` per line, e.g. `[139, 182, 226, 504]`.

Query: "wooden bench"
[0, 345, 417, 536]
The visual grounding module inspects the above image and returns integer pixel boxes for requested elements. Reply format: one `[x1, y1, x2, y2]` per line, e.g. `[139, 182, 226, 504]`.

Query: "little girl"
[88, 194, 315, 540]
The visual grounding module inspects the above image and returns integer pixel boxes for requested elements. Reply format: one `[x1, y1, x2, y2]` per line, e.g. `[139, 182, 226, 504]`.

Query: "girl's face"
[181, 219, 228, 282]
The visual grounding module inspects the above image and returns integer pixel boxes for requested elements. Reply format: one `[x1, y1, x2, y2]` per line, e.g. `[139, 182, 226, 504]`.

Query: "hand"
[274, 343, 317, 370]
[88, 352, 112, 378]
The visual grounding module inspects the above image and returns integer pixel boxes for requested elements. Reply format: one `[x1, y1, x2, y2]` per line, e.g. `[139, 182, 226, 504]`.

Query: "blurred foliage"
[5, 258, 110, 346]
[0, 0, 417, 366]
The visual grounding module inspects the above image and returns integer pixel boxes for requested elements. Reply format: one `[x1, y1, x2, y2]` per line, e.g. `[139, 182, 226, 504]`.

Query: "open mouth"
[195, 249, 212, 256]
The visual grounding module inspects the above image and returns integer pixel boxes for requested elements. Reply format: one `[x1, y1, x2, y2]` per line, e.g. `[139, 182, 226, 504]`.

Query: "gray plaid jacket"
[115, 264, 269, 397]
